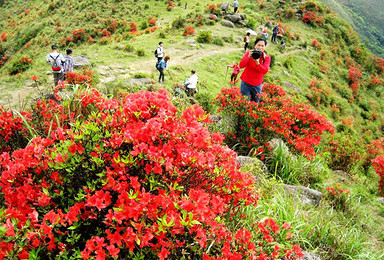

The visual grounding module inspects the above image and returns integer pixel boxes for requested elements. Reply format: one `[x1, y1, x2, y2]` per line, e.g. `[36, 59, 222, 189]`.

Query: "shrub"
[140, 20, 148, 30]
[214, 85, 335, 159]
[212, 37, 224, 46]
[183, 25, 195, 36]
[0, 89, 303, 259]
[66, 69, 96, 85]
[136, 49, 145, 56]
[196, 30, 212, 43]
[72, 29, 87, 43]
[123, 43, 135, 52]
[325, 183, 351, 211]
[172, 17, 186, 29]
[9, 56, 33, 75]
[129, 22, 138, 33]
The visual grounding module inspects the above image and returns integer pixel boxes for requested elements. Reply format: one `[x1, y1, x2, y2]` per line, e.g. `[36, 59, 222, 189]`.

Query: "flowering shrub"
[302, 11, 323, 27]
[9, 56, 33, 75]
[348, 64, 362, 97]
[72, 29, 87, 43]
[215, 85, 334, 159]
[129, 22, 138, 33]
[183, 25, 195, 36]
[66, 69, 95, 85]
[166, 1, 174, 11]
[148, 17, 157, 27]
[0, 32, 7, 43]
[0, 89, 303, 259]
[0, 56, 9, 68]
[374, 57, 384, 75]
[325, 183, 351, 211]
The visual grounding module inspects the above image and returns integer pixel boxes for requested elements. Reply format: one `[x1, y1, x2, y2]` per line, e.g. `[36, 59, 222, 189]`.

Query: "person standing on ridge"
[155, 42, 164, 62]
[156, 56, 170, 83]
[233, 0, 239, 14]
[244, 32, 251, 51]
[46, 44, 66, 86]
[239, 38, 271, 103]
[271, 23, 279, 43]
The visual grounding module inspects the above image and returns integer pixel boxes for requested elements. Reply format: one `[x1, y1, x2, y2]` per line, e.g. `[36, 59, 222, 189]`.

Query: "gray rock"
[283, 81, 301, 93]
[239, 14, 246, 20]
[283, 185, 323, 206]
[237, 21, 246, 27]
[73, 55, 91, 66]
[209, 115, 221, 122]
[283, 70, 290, 76]
[268, 138, 285, 150]
[100, 77, 115, 84]
[221, 20, 235, 28]
[186, 39, 196, 45]
[124, 78, 153, 86]
[302, 251, 322, 260]
[208, 14, 218, 20]
[237, 156, 269, 175]
[224, 14, 243, 24]
[220, 2, 229, 12]
[24, 80, 36, 88]
[377, 197, 384, 204]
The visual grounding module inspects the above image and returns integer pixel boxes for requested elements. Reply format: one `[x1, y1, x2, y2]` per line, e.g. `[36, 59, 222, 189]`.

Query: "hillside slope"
[1, 0, 384, 258]
[319, 0, 384, 57]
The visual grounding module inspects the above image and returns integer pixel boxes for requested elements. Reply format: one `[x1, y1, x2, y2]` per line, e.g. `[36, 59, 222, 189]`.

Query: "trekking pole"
[225, 66, 229, 82]
[167, 70, 173, 81]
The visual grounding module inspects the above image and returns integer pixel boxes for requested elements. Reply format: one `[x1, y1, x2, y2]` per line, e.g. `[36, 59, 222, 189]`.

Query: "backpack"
[244, 36, 247, 42]
[155, 60, 161, 69]
[154, 49, 158, 57]
[50, 54, 62, 72]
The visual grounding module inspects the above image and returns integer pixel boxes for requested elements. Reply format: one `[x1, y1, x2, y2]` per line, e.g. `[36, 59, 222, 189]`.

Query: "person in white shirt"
[46, 45, 66, 86]
[184, 70, 199, 97]
[156, 42, 164, 61]
[233, 0, 239, 13]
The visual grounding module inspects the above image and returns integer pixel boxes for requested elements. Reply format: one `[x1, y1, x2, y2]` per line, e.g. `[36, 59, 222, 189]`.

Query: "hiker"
[244, 32, 251, 51]
[184, 70, 199, 97]
[46, 44, 66, 86]
[239, 38, 271, 103]
[155, 42, 164, 62]
[227, 62, 241, 85]
[63, 49, 76, 77]
[233, 0, 239, 14]
[280, 40, 285, 49]
[271, 23, 279, 43]
[156, 56, 170, 83]
[261, 28, 269, 43]
[185, 2, 187, 9]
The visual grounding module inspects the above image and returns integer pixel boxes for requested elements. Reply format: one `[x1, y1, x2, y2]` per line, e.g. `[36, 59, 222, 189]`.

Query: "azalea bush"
[9, 56, 33, 75]
[325, 183, 351, 211]
[214, 85, 335, 159]
[0, 88, 303, 259]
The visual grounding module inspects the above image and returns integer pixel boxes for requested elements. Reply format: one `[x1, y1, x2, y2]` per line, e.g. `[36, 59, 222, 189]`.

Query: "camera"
[251, 50, 262, 60]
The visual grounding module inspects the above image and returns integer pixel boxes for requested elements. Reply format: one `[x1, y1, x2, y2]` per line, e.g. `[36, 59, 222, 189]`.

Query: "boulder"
[208, 14, 218, 20]
[283, 185, 323, 206]
[73, 55, 91, 66]
[237, 156, 269, 175]
[186, 39, 196, 45]
[124, 78, 153, 86]
[377, 197, 384, 204]
[224, 14, 243, 24]
[221, 20, 235, 28]
[268, 138, 285, 151]
[220, 2, 229, 13]
[302, 251, 322, 260]
[283, 81, 301, 93]
[237, 20, 246, 27]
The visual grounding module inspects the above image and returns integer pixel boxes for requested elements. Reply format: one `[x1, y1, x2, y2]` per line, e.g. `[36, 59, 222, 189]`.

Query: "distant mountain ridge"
[320, 0, 384, 57]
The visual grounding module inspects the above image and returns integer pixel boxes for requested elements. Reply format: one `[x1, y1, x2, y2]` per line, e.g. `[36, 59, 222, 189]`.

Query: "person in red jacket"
[239, 38, 271, 103]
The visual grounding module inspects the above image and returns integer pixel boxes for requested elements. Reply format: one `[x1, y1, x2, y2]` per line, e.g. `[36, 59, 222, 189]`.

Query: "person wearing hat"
[46, 45, 66, 86]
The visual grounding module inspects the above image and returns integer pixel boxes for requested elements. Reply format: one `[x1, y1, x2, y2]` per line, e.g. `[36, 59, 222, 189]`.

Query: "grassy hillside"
[319, 0, 384, 57]
[1, 0, 384, 258]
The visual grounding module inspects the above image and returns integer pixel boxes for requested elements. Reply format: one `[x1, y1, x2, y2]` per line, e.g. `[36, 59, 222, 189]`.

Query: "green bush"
[140, 20, 148, 30]
[123, 43, 135, 52]
[196, 30, 212, 43]
[212, 37, 224, 46]
[172, 16, 186, 29]
[136, 49, 145, 56]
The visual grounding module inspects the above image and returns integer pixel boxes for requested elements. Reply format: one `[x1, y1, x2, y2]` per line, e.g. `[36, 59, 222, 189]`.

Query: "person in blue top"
[156, 56, 170, 83]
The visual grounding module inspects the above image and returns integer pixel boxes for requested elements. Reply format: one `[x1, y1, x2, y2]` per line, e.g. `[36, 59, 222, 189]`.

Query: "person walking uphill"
[46, 45, 66, 86]
[156, 56, 170, 83]
[271, 23, 279, 43]
[239, 38, 271, 103]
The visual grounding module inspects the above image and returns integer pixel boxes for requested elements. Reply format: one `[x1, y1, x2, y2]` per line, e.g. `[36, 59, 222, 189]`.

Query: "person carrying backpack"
[155, 42, 164, 62]
[46, 45, 66, 86]
[156, 56, 170, 83]
[184, 70, 198, 97]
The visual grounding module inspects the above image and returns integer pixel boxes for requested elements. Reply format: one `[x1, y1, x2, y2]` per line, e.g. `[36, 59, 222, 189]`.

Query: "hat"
[51, 44, 58, 50]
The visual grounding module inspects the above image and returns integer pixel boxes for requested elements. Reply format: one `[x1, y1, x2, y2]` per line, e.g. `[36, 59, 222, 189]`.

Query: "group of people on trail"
[154, 42, 198, 97]
[46, 45, 76, 86]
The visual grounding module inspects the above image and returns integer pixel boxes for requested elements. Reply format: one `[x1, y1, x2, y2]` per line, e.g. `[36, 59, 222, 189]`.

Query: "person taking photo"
[239, 38, 271, 103]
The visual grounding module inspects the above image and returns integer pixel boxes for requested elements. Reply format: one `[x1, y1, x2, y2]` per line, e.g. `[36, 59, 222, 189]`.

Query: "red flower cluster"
[183, 25, 195, 36]
[0, 32, 7, 43]
[65, 69, 95, 85]
[374, 57, 384, 75]
[129, 22, 137, 33]
[148, 17, 157, 27]
[372, 156, 384, 196]
[72, 29, 86, 43]
[348, 64, 362, 97]
[215, 85, 334, 159]
[0, 107, 30, 152]
[0, 89, 303, 259]
[302, 11, 323, 26]
[325, 183, 351, 210]
[326, 183, 351, 196]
